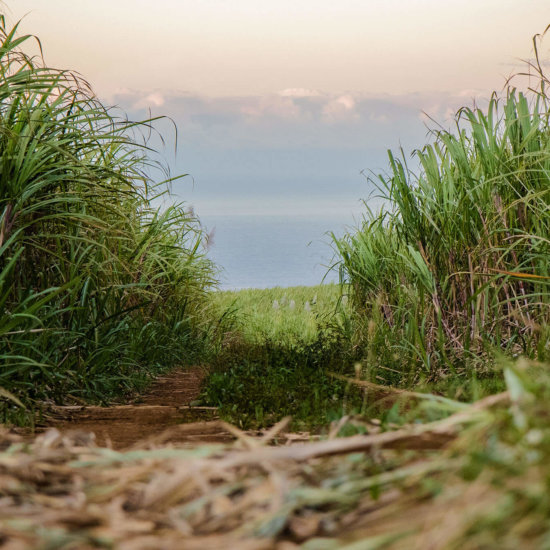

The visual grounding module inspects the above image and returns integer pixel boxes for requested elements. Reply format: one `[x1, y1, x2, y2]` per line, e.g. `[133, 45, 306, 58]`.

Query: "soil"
[40, 366, 235, 450]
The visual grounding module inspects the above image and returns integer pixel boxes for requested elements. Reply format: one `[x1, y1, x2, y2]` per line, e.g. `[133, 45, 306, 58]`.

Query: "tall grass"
[334, 42, 550, 387]
[0, 17, 216, 420]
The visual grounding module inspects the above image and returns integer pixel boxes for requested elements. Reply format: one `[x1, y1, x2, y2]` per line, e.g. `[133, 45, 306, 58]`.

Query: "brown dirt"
[39, 366, 234, 450]
[136, 365, 207, 407]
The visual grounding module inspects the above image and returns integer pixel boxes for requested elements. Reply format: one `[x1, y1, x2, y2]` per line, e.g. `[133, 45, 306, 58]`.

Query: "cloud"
[106, 88, 503, 165]
[322, 94, 358, 123]
[110, 88, 489, 135]
[105, 87, 497, 216]
[278, 88, 322, 98]
[140, 92, 165, 108]
[113, 89, 167, 110]
[241, 95, 302, 120]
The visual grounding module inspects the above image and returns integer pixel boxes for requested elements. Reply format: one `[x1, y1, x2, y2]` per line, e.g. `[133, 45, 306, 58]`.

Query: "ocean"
[201, 213, 356, 290]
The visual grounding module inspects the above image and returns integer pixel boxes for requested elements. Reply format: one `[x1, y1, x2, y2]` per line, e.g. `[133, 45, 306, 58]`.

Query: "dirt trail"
[42, 367, 233, 450]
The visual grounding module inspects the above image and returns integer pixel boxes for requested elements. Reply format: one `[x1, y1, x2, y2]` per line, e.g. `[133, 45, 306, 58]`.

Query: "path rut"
[42, 367, 232, 450]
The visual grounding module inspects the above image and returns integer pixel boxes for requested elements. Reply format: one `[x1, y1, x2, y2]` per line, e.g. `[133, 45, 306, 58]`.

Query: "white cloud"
[322, 94, 358, 122]
[278, 88, 322, 98]
[109, 89, 169, 110]
[241, 95, 302, 120]
[134, 92, 165, 109]
[110, 87, 496, 151]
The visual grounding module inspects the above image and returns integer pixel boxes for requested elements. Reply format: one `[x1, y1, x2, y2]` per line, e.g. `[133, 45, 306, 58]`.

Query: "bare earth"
[40, 367, 233, 449]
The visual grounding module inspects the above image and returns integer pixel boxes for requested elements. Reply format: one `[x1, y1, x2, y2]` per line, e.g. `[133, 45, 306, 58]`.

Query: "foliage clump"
[0, 17, 215, 419]
[335, 43, 550, 386]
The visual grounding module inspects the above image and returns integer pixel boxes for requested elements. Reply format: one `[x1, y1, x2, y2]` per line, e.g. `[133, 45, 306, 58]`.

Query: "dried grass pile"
[0, 360, 549, 550]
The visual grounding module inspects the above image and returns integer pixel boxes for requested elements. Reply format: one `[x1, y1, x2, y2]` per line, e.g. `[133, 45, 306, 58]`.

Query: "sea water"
[201, 213, 355, 290]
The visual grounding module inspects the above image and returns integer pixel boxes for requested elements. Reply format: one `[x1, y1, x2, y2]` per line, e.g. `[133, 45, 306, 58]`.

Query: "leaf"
[504, 367, 529, 403]
[490, 268, 550, 280]
[0, 387, 25, 408]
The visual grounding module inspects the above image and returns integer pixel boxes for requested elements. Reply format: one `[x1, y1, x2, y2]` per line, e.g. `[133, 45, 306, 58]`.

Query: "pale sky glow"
[7, 0, 550, 98]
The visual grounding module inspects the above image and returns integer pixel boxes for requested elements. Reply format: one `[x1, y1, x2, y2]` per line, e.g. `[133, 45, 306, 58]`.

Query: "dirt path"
[42, 366, 234, 450]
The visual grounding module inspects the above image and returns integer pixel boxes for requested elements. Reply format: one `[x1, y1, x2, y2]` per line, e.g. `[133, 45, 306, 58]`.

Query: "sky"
[5, 1, 550, 217]
[7, 1, 550, 97]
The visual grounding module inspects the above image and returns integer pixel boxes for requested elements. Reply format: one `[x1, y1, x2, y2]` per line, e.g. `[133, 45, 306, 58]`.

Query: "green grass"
[202, 284, 360, 428]
[209, 283, 344, 345]
[0, 17, 216, 422]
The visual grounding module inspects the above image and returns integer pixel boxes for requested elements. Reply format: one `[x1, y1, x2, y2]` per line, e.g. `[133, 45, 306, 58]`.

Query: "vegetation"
[1, 358, 549, 550]
[3, 11, 550, 548]
[209, 284, 343, 345]
[0, 17, 215, 422]
[203, 284, 357, 428]
[334, 56, 550, 389]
